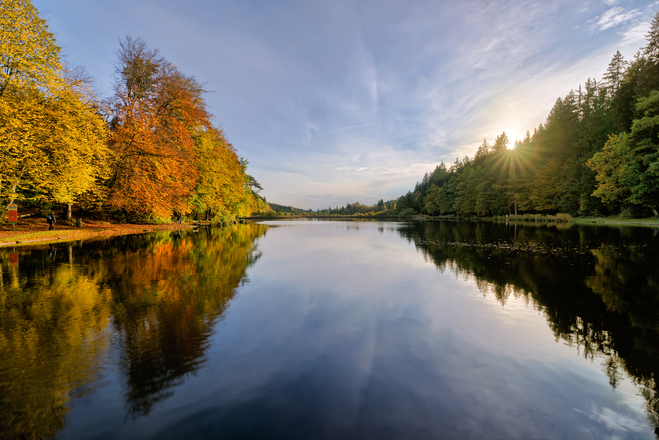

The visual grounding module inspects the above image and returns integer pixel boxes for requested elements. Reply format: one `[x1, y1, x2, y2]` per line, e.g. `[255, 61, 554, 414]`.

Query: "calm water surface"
[1, 220, 658, 439]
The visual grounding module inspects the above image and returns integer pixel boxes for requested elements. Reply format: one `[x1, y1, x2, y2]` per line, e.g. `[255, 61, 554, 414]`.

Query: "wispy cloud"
[620, 20, 651, 44]
[40, 0, 659, 209]
[336, 167, 370, 172]
[594, 7, 640, 30]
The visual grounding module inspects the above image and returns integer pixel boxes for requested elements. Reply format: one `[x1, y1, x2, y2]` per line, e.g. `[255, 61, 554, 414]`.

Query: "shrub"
[398, 208, 417, 219]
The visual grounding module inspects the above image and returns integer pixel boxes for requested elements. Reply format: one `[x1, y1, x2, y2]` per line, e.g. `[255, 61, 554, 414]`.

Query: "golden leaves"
[0, 0, 61, 97]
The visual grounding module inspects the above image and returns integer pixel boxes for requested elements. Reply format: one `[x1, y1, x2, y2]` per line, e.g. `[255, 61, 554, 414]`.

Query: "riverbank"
[573, 217, 659, 227]
[249, 213, 659, 227]
[5, 214, 657, 249]
[0, 216, 200, 247]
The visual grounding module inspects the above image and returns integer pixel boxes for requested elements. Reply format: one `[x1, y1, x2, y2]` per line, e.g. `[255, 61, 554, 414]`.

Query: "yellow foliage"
[0, 0, 61, 97]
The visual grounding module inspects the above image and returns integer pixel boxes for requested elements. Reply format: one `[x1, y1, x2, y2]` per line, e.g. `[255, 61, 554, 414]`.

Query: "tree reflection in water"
[2, 220, 659, 438]
[0, 223, 267, 439]
[398, 221, 659, 432]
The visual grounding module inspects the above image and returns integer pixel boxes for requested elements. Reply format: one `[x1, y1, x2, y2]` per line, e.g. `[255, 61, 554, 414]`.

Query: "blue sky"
[36, 0, 657, 209]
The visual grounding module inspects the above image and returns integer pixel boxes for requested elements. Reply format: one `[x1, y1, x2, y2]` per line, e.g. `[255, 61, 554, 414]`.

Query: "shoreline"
[3, 215, 658, 249]
[249, 214, 659, 227]
[0, 221, 209, 248]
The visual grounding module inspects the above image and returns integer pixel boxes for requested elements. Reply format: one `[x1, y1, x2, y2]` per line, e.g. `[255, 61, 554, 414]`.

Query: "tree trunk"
[66, 203, 72, 221]
[652, 207, 658, 218]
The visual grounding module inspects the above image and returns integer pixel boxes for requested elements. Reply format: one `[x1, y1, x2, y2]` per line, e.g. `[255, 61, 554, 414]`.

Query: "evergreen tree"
[602, 51, 627, 96]
[644, 12, 659, 64]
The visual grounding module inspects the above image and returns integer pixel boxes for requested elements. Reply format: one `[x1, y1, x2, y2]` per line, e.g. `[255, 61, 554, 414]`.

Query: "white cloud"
[594, 7, 640, 31]
[335, 167, 371, 172]
[620, 20, 650, 45]
[40, 0, 659, 209]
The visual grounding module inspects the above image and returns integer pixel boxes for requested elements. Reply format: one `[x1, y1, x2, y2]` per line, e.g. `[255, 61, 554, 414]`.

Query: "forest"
[0, 0, 268, 224]
[393, 13, 659, 219]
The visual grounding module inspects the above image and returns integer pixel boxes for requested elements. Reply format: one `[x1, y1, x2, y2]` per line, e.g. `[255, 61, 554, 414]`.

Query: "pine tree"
[602, 51, 627, 96]
[644, 12, 659, 64]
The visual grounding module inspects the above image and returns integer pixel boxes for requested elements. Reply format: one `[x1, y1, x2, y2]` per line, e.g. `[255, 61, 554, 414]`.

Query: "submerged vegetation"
[0, 0, 269, 224]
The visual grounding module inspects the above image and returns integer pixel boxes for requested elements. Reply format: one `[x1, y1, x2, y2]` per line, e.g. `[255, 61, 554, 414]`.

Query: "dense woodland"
[393, 13, 659, 219]
[0, 0, 268, 223]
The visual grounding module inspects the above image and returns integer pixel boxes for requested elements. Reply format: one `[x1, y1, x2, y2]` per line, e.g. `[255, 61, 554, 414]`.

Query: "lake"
[1, 220, 658, 439]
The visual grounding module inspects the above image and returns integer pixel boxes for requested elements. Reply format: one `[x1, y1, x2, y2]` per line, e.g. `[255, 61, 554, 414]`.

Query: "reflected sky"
[2, 221, 657, 439]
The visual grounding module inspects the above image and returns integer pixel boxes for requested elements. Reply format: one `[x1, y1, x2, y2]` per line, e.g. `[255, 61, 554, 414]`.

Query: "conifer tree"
[603, 51, 627, 96]
[644, 12, 659, 64]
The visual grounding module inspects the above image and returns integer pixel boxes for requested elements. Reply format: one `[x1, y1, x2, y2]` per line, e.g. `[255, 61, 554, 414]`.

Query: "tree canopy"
[1, 2, 267, 222]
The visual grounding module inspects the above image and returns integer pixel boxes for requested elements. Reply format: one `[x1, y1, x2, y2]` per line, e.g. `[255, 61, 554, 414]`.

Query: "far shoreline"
[249, 214, 659, 228]
[2, 214, 658, 250]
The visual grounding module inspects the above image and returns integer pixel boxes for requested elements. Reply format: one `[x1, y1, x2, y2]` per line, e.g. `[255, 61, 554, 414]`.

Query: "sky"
[35, 0, 658, 210]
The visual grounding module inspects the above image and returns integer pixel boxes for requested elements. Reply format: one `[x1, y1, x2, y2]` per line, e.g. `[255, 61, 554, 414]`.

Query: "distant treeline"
[315, 200, 395, 216]
[394, 13, 659, 219]
[1, 0, 269, 223]
[267, 203, 313, 214]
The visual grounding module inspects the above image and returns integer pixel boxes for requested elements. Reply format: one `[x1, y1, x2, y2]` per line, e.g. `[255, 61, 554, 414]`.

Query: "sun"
[506, 132, 525, 150]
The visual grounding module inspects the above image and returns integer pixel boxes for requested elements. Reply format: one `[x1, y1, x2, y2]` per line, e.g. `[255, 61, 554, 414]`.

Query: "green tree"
[644, 12, 659, 64]
[603, 51, 627, 97]
[587, 133, 633, 206]
[627, 91, 659, 215]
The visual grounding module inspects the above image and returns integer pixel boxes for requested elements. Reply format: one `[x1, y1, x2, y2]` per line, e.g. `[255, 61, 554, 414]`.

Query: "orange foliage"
[107, 38, 211, 217]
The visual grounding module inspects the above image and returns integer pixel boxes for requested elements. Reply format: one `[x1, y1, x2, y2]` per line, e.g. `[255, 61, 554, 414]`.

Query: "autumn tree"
[0, 0, 61, 98]
[40, 71, 111, 219]
[192, 127, 252, 220]
[0, 0, 61, 204]
[0, 87, 51, 204]
[0, 70, 109, 213]
[107, 37, 211, 217]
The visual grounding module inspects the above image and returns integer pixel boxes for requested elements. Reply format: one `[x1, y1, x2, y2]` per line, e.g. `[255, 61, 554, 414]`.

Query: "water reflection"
[1, 220, 659, 439]
[0, 223, 267, 439]
[399, 221, 659, 432]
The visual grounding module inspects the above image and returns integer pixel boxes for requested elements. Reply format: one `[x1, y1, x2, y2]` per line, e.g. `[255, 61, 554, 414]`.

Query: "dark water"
[1, 220, 658, 439]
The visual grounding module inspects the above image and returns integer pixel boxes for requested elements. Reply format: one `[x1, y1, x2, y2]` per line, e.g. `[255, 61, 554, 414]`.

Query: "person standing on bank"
[46, 212, 56, 230]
